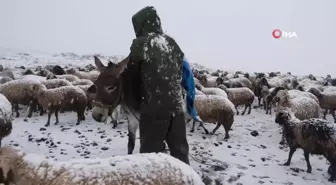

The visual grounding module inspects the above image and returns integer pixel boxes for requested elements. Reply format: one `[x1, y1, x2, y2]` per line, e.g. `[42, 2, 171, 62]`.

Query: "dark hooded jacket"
[126, 6, 185, 116]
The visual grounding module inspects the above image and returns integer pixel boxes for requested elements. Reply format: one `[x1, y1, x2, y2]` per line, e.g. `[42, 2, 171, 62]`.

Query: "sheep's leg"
[14, 104, 20, 118]
[190, 120, 196, 132]
[263, 100, 266, 110]
[27, 101, 35, 118]
[39, 105, 44, 116]
[241, 104, 248, 115]
[331, 109, 336, 123]
[247, 103, 252, 114]
[324, 109, 328, 119]
[279, 125, 287, 145]
[283, 147, 296, 166]
[258, 97, 261, 107]
[45, 110, 53, 127]
[54, 110, 59, 125]
[76, 111, 81, 125]
[235, 106, 239, 115]
[211, 122, 221, 135]
[303, 150, 312, 173]
[199, 122, 209, 134]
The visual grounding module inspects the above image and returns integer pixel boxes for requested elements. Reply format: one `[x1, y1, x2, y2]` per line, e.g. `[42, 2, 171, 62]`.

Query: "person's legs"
[139, 114, 170, 153]
[165, 113, 190, 164]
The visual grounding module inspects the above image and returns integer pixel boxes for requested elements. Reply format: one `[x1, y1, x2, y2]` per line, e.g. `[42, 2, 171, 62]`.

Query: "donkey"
[88, 56, 141, 154]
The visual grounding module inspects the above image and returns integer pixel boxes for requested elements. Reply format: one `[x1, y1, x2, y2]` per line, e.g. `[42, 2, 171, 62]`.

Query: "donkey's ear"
[116, 55, 130, 77]
[94, 56, 105, 71]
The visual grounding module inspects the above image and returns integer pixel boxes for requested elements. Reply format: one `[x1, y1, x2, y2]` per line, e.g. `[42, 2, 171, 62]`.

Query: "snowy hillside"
[0, 49, 334, 185]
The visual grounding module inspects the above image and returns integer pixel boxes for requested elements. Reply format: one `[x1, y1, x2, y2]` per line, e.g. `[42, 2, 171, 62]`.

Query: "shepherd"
[90, 6, 190, 164]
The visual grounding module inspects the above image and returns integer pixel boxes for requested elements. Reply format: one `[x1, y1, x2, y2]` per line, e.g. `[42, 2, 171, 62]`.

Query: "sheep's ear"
[94, 56, 105, 71]
[116, 56, 130, 77]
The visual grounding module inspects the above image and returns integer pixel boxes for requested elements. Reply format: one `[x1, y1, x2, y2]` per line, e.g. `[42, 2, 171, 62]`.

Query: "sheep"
[47, 74, 80, 82]
[192, 95, 235, 139]
[42, 79, 73, 89]
[199, 74, 217, 87]
[72, 79, 93, 86]
[195, 82, 228, 98]
[36, 69, 53, 77]
[22, 69, 35, 75]
[275, 109, 336, 182]
[220, 87, 255, 115]
[75, 84, 95, 110]
[0, 68, 15, 80]
[32, 84, 87, 127]
[52, 65, 66, 75]
[0, 76, 13, 84]
[308, 87, 336, 122]
[261, 85, 272, 114]
[66, 68, 99, 82]
[20, 74, 45, 82]
[0, 93, 12, 147]
[0, 79, 42, 118]
[0, 146, 204, 185]
[273, 88, 321, 145]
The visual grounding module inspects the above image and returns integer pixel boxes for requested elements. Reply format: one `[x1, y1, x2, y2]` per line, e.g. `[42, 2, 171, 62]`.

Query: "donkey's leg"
[127, 115, 139, 154]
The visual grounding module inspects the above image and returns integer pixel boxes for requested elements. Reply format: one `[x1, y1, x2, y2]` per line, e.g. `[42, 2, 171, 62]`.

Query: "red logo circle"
[272, 29, 282, 39]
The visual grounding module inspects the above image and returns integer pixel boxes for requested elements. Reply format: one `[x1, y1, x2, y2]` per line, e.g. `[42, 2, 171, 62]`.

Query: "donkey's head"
[88, 56, 129, 122]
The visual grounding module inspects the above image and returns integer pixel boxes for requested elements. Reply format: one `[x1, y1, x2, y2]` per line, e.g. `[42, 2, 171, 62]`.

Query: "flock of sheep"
[1, 60, 336, 183]
[192, 69, 336, 182]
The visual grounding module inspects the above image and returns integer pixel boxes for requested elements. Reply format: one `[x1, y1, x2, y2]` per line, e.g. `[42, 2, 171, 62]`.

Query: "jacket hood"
[132, 6, 163, 38]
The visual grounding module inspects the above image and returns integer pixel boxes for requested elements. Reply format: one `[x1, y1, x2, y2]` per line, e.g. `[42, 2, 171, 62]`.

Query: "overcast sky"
[0, 0, 335, 76]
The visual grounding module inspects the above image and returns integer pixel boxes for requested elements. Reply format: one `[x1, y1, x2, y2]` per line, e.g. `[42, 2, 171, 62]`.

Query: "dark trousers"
[139, 113, 190, 165]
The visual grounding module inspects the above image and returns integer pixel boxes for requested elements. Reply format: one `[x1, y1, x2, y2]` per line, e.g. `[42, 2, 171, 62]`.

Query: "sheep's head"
[46, 73, 57, 80]
[274, 89, 289, 103]
[275, 109, 291, 125]
[0, 147, 20, 185]
[199, 75, 207, 86]
[66, 68, 76, 74]
[308, 87, 322, 99]
[244, 73, 249, 79]
[22, 69, 35, 76]
[215, 77, 223, 86]
[218, 84, 228, 93]
[36, 70, 51, 77]
[0, 117, 12, 138]
[31, 84, 47, 97]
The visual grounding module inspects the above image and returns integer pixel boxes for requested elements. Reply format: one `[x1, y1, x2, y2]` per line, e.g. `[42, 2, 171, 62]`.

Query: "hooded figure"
[128, 6, 190, 164]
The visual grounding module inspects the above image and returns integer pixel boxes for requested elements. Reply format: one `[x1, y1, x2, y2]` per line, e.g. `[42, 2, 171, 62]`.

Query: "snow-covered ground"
[0, 48, 334, 185]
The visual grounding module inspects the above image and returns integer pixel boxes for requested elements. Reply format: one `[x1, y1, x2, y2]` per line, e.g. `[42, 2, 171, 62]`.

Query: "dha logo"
[272, 29, 298, 39]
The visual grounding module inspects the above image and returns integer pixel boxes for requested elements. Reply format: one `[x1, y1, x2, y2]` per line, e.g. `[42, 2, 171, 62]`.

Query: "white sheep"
[32, 84, 87, 127]
[72, 79, 93, 86]
[75, 84, 95, 110]
[47, 74, 80, 82]
[274, 88, 321, 145]
[0, 79, 43, 118]
[192, 95, 235, 139]
[219, 86, 255, 115]
[223, 77, 252, 89]
[0, 93, 12, 147]
[42, 79, 73, 89]
[66, 68, 99, 82]
[195, 83, 228, 98]
[0, 146, 205, 185]
[308, 87, 336, 122]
